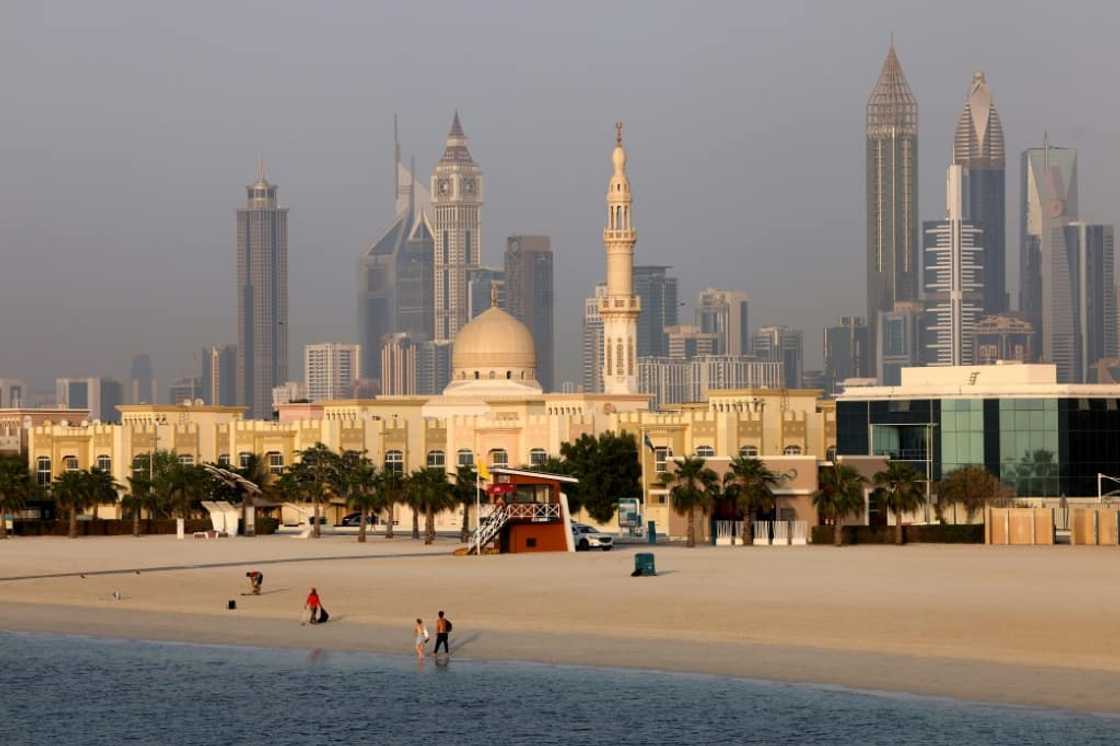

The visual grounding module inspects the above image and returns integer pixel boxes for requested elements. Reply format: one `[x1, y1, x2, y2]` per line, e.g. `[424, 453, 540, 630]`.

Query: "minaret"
[599, 122, 640, 395]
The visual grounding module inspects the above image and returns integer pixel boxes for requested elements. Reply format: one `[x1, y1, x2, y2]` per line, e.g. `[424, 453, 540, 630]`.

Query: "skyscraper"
[953, 71, 1006, 313]
[1064, 223, 1116, 381]
[664, 325, 717, 359]
[57, 378, 124, 422]
[599, 123, 640, 395]
[866, 42, 919, 367]
[877, 302, 923, 385]
[0, 380, 27, 408]
[380, 333, 417, 396]
[921, 164, 985, 366]
[304, 343, 361, 401]
[236, 163, 289, 419]
[505, 235, 554, 391]
[431, 111, 483, 343]
[633, 266, 678, 358]
[696, 289, 750, 356]
[168, 377, 202, 405]
[128, 354, 156, 404]
[467, 267, 504, 320]
[201, 345, 237, 406]
[823, 316, 870, 391]
[1020, 140, 1079, 380]
[753, 326, 803, 388]
[582, 284, 607, 394]
[358, 120, 434, 382]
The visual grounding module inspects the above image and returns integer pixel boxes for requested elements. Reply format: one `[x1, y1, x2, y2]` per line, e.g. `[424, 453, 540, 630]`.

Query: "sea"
[0, 631, 1115, 745]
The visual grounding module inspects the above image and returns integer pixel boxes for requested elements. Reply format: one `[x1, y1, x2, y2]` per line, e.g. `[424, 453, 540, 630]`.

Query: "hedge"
[810, 524, 984, 545]
[13, 519, 214, 537]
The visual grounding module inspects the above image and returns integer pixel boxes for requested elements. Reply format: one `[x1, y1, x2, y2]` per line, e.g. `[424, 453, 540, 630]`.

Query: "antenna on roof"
[393, 114, 400, 202]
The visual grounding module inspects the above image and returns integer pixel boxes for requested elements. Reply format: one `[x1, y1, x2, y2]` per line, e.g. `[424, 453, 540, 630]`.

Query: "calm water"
[0, 632, 1115, 745]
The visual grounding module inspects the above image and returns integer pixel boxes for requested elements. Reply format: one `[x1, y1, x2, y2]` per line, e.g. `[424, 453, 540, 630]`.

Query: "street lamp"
[1097, 473, 1120, 503]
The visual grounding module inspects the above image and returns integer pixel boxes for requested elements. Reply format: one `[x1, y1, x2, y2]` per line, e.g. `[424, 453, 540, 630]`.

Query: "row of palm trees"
[661, 455, 928, 547]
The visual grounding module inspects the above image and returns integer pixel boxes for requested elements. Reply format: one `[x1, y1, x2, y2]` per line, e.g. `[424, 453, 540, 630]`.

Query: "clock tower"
[599, 122, 640, 395]
[431, 110, 483, 342]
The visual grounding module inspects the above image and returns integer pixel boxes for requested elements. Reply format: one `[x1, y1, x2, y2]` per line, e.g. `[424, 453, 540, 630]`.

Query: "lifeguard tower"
[469, 467, 578, 554]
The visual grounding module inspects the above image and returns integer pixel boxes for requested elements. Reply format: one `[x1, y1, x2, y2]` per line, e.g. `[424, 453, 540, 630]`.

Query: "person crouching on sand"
[305, 587, 322, 624]
[246, 570, 263, 595]
[414, 618, 429, 659]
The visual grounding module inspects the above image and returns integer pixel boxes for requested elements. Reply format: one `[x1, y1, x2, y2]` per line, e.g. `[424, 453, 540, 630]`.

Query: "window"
[36, 457, 51, 486]
[95, 455, 111, 473]
[529, 448, 548, 466]
[427, 450, 446, 469]
[739, 446, 759, 458]
[385, 450, 404, 474]
[783, 445, 802, 455]
[695, 445, 715, 458]
[654, 447, 671, 474]
[178, 454, 195, 466]
[267, 451, 284, 474]
[132, 455, 148, 476]
[239, 452, 253, 469]
[217, 454, 231, 467]
[488, 449, 508, 468]
[457, 449, 474, 467]
[63, 455, 79, 472]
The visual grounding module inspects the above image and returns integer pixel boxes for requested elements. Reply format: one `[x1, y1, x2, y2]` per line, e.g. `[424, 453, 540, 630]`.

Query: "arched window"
[217, 454, 231, 467]
[474, 371, 480, 380]
[239, 452, 253, 469]
[427, 450, 446, 469]
[695, 445, 714, 458]
[95, 455, 111, 473]
[36, 456, 52, 486]
[488, 449, 508, 468]
[457, 449, 474, 467]
[529, 448, 548, 466]
[132, 455, 148, 476]
[267, 451, 284, 474]
[178, 454, 195, 466]
[739, 446, 759, 458]
[506, 371, 511, 380]
[385, 450, 404, 474]
[63, 455, 79, 472]
[783, 445, 802, 456]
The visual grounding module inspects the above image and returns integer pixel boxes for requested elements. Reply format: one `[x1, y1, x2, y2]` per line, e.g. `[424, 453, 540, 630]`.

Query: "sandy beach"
[2, 535, 1120, 713]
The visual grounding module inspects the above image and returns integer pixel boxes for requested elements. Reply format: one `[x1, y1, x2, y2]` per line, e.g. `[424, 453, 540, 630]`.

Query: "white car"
[572, 523, 614, 551]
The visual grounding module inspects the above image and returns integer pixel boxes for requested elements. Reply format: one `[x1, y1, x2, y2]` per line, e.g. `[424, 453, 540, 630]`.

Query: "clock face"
[463, 178, 475, 194]
[438, 179, 450, 196]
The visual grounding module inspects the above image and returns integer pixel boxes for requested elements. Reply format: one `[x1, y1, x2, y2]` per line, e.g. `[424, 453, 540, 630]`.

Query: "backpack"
[444, 619, 453, 633]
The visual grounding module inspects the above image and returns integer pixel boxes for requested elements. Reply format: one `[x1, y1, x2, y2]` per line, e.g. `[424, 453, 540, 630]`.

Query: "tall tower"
[599, 122, 640, 395]
[431, 111, 483, 342]
[505, 235, 554, 391]
[866, 41, 919, 368]
[236, 162, 289, 419]
[953, 71, 1006, 313]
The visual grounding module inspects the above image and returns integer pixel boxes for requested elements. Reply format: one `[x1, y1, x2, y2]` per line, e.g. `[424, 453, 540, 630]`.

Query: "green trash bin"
[647, 520, 657, 544]
[633, 552, 656, 577]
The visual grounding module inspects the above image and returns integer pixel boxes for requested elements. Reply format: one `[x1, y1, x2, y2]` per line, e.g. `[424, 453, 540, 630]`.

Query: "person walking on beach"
[304, 587, 322, 625]
[433, 610, 452, 656]
[245, 570, 263, 595]
[414, 618, 429, 659]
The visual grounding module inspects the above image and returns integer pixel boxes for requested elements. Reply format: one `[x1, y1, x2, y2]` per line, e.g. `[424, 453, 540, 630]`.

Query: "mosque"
[27, 128, 835, 537]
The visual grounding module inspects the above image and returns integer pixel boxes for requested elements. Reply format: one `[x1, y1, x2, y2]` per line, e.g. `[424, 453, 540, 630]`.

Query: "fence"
[750, 521, 808, 547]
[714, 520, 743, 545]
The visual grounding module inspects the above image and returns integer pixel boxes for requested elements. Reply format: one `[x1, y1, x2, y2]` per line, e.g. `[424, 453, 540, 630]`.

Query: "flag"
[643, 433, 655, 453]
[476, 461, 490, 481]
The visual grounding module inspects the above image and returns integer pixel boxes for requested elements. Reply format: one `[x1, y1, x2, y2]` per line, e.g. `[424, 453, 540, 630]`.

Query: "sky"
[2, 0, 1119, 393]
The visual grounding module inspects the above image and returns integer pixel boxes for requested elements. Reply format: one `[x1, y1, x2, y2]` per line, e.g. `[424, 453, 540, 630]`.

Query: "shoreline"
[4, 600, 1120, 715]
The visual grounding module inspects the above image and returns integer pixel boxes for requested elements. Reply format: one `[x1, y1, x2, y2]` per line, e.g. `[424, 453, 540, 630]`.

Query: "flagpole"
[475, 468, 481, 557]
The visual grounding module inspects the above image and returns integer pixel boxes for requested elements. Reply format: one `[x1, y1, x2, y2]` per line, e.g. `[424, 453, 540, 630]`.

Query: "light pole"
[1097, 473, 1120, 503]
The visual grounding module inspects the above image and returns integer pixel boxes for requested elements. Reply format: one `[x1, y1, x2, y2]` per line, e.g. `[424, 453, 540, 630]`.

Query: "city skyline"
[4, 3, 1120, 392]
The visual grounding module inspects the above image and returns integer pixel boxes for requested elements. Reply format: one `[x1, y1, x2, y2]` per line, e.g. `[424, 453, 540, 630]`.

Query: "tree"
[333, 451, 380, 543]
[725, 456, 784, 546]
[163, 463, 211, 521]
[121, 471, 162, 537]
[559, 432, 640, 523]
[278, 443, 338, 537]
[935, 465, 1013, 523]
[660, 456, 716, 548]
[52, 469, 120, 538]
[451, 464, 477, 543]
[872, 461, 927, 545]
[812, 464, 868, 546]
[0, 457, 36, 539]
[404, 469, 426, 539]
[415, 467, 456, 544]
[376, 468, 406, 539]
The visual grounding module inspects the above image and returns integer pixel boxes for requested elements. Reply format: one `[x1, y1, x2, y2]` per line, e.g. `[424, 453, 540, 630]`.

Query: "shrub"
[810, 524, 984, 545]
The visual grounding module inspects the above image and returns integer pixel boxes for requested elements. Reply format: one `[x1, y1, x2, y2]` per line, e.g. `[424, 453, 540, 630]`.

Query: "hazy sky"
[3, 0, 1119, 392]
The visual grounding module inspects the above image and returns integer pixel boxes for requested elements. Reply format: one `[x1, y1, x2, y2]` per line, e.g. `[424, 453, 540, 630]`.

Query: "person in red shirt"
[304, 587, 321, 624]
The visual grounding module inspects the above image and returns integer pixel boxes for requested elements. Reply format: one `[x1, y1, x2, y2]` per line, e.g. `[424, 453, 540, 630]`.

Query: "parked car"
[571, 522, 614, 551]
[339, 512, 378, 527]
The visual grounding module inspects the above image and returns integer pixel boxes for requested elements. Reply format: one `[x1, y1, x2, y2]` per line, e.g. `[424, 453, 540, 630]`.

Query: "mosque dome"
[445, 304, 542, 396]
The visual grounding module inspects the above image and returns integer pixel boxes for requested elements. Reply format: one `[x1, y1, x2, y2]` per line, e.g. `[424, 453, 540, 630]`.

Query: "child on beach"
[414, 618, 429, 659]
[246, 570, 263, 595]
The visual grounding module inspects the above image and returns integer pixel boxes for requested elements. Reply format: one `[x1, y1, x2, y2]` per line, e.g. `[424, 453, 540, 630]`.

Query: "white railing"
[505, 503, 561, 522]
[469, 505, 509, 553]
[468, 503, 562, 553]
[790, 521, 807, 546]
[753, 521, 770, 546]
[772, 521, 790, 546]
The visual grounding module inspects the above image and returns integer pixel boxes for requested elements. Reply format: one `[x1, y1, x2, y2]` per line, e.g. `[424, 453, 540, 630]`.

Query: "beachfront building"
[837, 363, 1120, 513]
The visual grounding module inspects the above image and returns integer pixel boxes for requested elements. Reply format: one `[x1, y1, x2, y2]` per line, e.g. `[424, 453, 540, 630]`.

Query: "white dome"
[445, 305, 542, 396]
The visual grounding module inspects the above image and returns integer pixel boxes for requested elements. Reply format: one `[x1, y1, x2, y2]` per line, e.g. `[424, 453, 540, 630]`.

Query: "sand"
[2, 534, 1120, 713]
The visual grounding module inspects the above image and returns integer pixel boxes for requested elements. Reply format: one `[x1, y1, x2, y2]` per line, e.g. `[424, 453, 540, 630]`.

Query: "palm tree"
[404, 469, 427, 540]
[812, 464, 868, 546]
[165, 463, 210, 521]
[661, 455, 716, 548]
[0, 456, 36, 539]
[935, 465, 1013, 523]
[278, 444, 338, 537]
[376, 468, 406, 538]
[122, 472, 161, 537]
[451, 464, 477, 543]
[872, 461, 926, 545]
[333, 451, 380, 543]
[725, 456, 784, 546]
[52, 469, 120, 538]
[418, 468, 456, 545]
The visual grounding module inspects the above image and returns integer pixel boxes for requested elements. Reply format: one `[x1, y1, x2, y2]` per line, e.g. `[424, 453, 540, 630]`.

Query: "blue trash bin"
[633, 552, 656, 576]
[647, 520, 657, 544]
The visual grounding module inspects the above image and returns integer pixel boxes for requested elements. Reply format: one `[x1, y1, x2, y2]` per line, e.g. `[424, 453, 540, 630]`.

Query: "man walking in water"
[433, 610, 452, 655]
